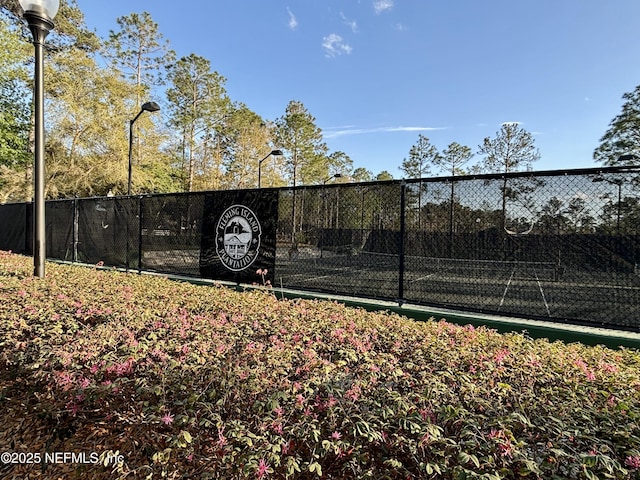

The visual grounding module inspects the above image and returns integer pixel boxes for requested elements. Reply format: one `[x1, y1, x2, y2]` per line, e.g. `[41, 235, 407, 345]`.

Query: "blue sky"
[76, 0, 640, 179]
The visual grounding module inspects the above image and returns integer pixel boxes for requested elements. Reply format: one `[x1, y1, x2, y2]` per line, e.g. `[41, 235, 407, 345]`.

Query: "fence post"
[73, 198, 78, 263]
[138, 195, 143, 274]
[398, 181, 406, 305]
[449, 179, 454, 258]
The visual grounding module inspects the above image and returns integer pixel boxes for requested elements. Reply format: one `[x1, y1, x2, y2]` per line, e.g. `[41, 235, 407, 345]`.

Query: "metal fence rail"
[1, 166, 639, 331]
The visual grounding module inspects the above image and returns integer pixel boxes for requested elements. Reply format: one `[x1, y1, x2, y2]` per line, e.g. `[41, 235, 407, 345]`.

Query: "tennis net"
[360, 252, 559, 282]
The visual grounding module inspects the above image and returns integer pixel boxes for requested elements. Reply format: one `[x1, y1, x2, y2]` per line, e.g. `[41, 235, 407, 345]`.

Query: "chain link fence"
[1, 166, 639, 330]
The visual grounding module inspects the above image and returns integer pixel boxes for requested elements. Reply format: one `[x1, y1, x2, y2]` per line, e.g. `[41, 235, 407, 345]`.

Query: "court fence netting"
[2, 165, 640, 331]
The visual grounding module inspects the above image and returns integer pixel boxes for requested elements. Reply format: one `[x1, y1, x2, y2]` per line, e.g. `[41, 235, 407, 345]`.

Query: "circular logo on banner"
[216, 205, 262, 272]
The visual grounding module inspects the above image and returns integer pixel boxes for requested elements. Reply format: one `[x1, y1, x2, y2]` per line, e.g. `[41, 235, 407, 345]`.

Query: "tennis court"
[275, 249, 640, 328]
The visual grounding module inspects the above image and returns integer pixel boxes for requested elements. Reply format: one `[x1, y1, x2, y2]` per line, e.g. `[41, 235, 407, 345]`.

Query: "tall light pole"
[258, 149, 283, 188]
[19, 0, 59, 278]
[593, 175, 624, 235]
[319, 174, 343, 257]
[128, 101, 160, 195]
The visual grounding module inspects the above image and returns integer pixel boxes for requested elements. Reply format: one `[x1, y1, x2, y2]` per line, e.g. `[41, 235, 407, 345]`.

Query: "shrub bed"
[1, 251, 639, 479]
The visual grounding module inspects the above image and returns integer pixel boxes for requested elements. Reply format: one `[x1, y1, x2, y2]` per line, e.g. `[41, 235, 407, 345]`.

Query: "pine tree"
[274, 100, 328, 187]
[478, 123, 540, 174]
[221, 104, 274, 189]
[400, 134, 438, 179]
[103, 11, 174, 102]
[166, 54, 230, 192]
[274, 100, 328, 243]
[478, 123, 541, 233]
[593, 85, 640, 166]
[437, 142, 473, 176]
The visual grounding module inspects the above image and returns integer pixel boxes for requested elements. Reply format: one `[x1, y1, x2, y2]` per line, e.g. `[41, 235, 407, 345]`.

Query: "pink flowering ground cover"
[0, 250, 639, 479]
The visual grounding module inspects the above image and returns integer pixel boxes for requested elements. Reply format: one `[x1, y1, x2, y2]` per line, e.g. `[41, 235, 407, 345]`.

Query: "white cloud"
[394, 23, 407, 32]
[322, 34, 352, 58]
[340, 12, 358, 33]
[287, 7, 298, 31]
[324, 125, 446, 139]
[373, 0, 394, 14]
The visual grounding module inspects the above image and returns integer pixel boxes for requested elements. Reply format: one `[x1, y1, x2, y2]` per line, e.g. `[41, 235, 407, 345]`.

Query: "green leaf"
[584, 469, 599, 480]
[176, 430, 192, 448]
[286, 457, 301, 477]
[458, 452, 480, 469]
[309, 461, 322, 476]
[355, 420, 371, 437]
[384, 458, 403, 468]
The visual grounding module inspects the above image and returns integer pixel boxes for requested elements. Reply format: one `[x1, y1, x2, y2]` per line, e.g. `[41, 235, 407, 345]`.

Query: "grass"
[0, 251, 639, 479]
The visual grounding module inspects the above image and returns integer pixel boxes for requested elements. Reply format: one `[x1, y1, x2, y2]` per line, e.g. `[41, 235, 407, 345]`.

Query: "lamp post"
[258, 149, 283, 188]
[319, 174, 343, 257]
[593, 175, 624, 235]
[323, 173, 342, 228]
[19, 0, 59, 278]
[127, 101, 160, 195]
[323, 173, 343, 184]
[321, 174, 343, 225]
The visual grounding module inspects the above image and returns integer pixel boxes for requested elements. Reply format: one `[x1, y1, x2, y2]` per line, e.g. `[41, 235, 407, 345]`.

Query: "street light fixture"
[19, 0, 59, 278]
[258, 149, 283, 188]
[617, 154, 639, 164]
[323, 173, 343, 184]
[128, 101, 160, 195]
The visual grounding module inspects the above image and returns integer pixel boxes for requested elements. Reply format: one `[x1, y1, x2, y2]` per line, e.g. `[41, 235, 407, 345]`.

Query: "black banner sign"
[199, 190, 278, 284]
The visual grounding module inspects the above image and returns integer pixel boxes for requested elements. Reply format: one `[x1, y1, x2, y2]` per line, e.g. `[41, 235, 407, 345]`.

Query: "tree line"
[0, 1, 637, 203]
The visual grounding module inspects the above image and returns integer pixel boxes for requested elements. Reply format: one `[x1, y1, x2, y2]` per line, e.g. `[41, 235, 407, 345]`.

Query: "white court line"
[498, 269, 515, 311]
[535, 269, 551, 317]
[407, 273, 438, 283]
